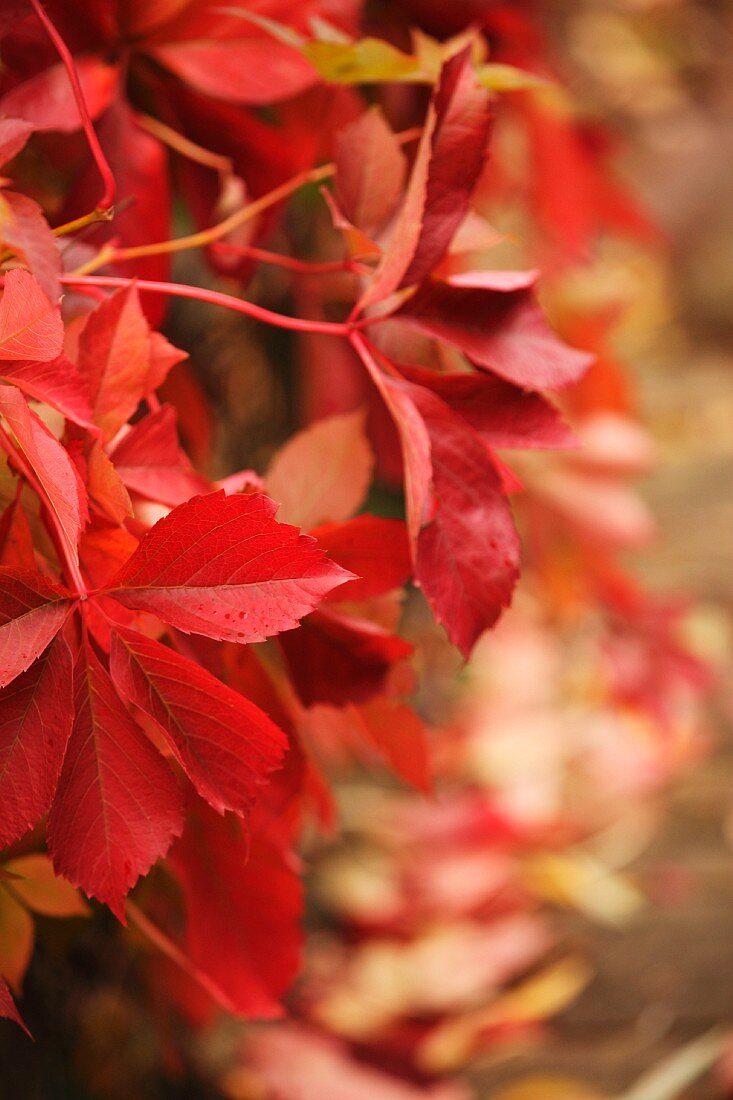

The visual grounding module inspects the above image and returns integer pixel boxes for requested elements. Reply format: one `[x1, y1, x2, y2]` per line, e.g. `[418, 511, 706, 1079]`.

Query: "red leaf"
[0, 494, 35, 569]
[0, 191, 61, 302]
[47, 643, 184, 920]
[410, 386, 520, 655]
[0, 634, 73, 847]
[0, 974, 30, 1037]
[0, 57, 118, 133]
[167, 803, 303, 1017]
[357, 699, 431, 793]
[335, 106, 406, 235]
[0, 269, 63, 362]
[150, 38, 317, 105]
[279, 609, 412, 707]
[108, 405, 211, 507]
[0, 384, 87, 565]
[0, 354, 94, 428]
[107, 490, 353, 642]
[0, 568, 72, 687]
[0, 118, 33, 166]
[354, 338, 432, 547]
[399, 46, 492, 289]
[394, 275, 593, 390]
[77, 283, 152, 441]
[395, 363, 576, 449]
[264, 410, 374, 529]
[110, 627, 286, 818]
[357, 47, 490, 311]
[313, 516, 412, 602]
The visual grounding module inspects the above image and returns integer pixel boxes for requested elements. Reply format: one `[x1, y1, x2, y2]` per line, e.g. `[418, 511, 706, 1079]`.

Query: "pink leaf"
[0, 191, 61, 302]
[0, 634, 73, 847]
[0, 269, 63, 362]
[0, 57, 118, 133]
[0, 118, 34, 167]
[150, 38, 317, 105]
[335, 107, 407, 235]
[110, 627, 286, 818]
[107, 490, 353, 642]
[47, 642, 184, 920]
[264, 410, 374, 530]
[0, 568, 72, 687]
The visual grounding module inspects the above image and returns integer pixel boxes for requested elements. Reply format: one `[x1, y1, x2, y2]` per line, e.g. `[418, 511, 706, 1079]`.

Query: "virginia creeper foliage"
[0, 2, 712, 1095]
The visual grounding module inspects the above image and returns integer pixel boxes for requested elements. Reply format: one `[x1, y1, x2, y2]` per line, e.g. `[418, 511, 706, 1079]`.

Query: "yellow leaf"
[477, 63, 550, 93]
[304, 38, 425, 85]
[5, 854, 89, 919]
[0, 885, 33, 991]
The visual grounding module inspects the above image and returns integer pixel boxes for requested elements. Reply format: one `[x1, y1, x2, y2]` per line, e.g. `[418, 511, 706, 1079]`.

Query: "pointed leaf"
[0, 494, 35, 569]
[0, 58, 118, 133]
[108, 490, 353, 642]
[0, 886, 32, 990]
[400, 46, 492, 288]
[312, 516, 412, 602]
[0, 118, 34, 167]
[0, 191, 61, 302]
[110, 628, 286, 818]
[3, 855, 88, 918]
[411, 386, 520, 654]
[167, 803, 302, 1017]
[279, 609, 412, 707]
[394, 276, 592, 390]
[0, 569, 72, 688]
[335, 107, 406, 235]
[151, 38, 317, 105]
[264, 410, 374, 530]
[395, 363, 576, 449]
[0, 384, 86, 565]
[0, 634, 73, 845]
[0, 974, 30, 1036]
[108, 405, 211, 507]
[0, 354, 94, 428]
[47, 643, 184, 919]
[0, 269, 63, 362]
[77, 283, 152, 441]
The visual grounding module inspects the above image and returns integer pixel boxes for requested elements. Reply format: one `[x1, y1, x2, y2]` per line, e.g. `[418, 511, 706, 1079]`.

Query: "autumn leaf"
[0, 570, 73, 688]
[107, 490, 354, 642]
[47, 643, 184, 919]
[110, 627, 286, 818]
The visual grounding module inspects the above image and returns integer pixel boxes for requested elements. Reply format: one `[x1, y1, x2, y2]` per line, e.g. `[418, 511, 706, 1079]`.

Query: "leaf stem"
[211, 241, 366, 275]
[29, 0, 116, 212]
[60, 274, 354, 335]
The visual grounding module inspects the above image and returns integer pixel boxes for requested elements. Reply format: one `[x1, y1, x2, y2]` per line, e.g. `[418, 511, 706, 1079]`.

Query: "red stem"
[211, 241, 365, 276]
[60, 274, 354, 336]
[29, 0, 116, 211]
